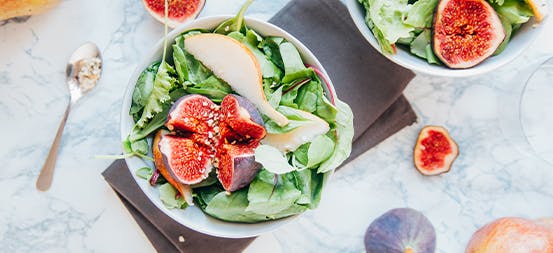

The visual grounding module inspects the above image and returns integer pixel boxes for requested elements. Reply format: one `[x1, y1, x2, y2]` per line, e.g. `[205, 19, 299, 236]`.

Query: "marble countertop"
[1, 0, 552, 252]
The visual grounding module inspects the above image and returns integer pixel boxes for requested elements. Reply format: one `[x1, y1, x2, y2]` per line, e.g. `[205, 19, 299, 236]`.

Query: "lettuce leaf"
[494, 0, 533, 24]
[404, 0, 439, 28]
[135, 61, 177, 128]
[366, 0, 414, 44]
[317, 99, 354, 173]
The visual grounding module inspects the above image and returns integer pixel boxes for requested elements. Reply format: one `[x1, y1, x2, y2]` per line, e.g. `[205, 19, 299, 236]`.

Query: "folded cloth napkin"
[102, 0, 417, 252]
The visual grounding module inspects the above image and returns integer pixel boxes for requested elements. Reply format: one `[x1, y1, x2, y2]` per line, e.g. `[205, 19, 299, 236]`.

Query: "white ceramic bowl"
[346, 0, 546, 77]
[120, 16, 337, 238]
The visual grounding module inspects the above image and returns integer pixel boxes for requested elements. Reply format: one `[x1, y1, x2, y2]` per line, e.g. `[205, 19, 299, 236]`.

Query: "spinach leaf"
[204, 188, 270, 223]
[318, 99, 354, 173]
[254, 145, 297, 174]
[213, 0, 253, 35]
[228, 31, 283, 81]
[291, 169, 325, 208]
[246, 170, 302, 215]
[159, 183, 188, 209]
[130, 62, 159, 122]
[264, 106, 312, 134]
[494, 0, 533, 24]
[280, 42, 312, 83]
[135, 167, 153, 180]
[186, 75, 232, 103]
[260, 37, 285, 69]
[306, 134, 335, 167]
[173, 35, 212, 85]
[295, 77, 337, 123]
[494, 15, 513, 56]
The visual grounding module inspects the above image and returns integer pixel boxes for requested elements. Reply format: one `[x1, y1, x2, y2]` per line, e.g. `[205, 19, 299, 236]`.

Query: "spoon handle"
[36, 105, 71, 191]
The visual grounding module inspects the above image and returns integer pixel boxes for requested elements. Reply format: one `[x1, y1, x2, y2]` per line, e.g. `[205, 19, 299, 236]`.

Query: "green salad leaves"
[125, 1, 354, 223]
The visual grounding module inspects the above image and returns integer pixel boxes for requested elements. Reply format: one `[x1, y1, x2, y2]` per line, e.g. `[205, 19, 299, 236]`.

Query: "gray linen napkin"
[102, 0, 417, 252]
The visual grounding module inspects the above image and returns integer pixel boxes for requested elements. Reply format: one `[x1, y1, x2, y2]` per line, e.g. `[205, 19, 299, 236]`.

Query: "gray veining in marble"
[1, 0, 552, 252]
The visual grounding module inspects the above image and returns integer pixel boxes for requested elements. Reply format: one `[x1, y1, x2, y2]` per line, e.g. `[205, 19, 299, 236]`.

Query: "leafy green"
[494, 14, 513, 56]
[159, 183, 188, 209]
[130, 62, 159, 122]
[254, 145, 297, 174]
[318, 99, 354, 173]
[213, 0, 253, 35]
[203, 188, 269, 223]
[173, 34, 212, 85]
[135, 167, 167, 185]
[404, 0, 439, 28]
[364, 0, 414, 45]
[128, 88, 187, 142]
[135, 167, 153, 180]
[290, 169, 325, 208]
[489, 0, 505, 5]
[264, 106, 312, 134]
[296, 78, 337, 123]
[260, 37, 285, 69]
[135, 61, 177, 128]
[246, 170, 302, 215]
[306, 134, 335, 167]
[186, 75, 232, 103]
[494, 0, 533, 24]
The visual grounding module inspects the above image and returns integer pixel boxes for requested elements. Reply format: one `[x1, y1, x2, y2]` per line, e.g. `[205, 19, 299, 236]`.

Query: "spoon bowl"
[36, 42, 102, 191]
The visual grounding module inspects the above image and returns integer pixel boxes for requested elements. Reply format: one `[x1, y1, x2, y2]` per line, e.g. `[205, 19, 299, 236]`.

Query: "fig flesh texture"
[152, 131, 194, 205]
[184, 33, 289, 126]
[466, 217, 553, 253]
[220, 94, 266, 145]
[142, 0, 205, 28]
[433, 0, 505, 69]
[365, 208, 437, 253]
[157, 94, 266, 192]
[216, 144, 262, 192]
[413, 126, 459, 176]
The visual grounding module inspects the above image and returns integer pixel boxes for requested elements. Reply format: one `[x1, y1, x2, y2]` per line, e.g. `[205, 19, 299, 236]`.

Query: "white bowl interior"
[346, 0, 546, 77]
[120, 16, 336, 238]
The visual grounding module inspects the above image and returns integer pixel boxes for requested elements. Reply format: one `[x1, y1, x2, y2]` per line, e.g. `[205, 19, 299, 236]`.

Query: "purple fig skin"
[364, 208, 436, 253]
[226, 94, 264, 127]
[226, 153, 262, 192]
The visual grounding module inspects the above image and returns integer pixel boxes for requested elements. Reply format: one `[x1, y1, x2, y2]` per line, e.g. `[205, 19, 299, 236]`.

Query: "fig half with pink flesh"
[142, 0, 205, 28]
[413, 126, 459, 176]
[433, 0, 505, 69]
[166, 94, 219, 134]
[158, 133, 214, 185]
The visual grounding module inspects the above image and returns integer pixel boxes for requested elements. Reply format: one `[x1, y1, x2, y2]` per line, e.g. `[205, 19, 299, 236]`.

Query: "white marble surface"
[1, 0, 552, 252]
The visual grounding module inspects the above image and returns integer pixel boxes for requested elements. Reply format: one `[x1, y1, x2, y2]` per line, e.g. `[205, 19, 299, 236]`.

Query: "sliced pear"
[184, 33, 289, 126]
[262, 109, 330, 152]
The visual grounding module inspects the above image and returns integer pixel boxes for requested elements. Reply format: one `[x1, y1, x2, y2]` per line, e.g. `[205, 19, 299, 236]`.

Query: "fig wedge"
[413, 126, 459, 176]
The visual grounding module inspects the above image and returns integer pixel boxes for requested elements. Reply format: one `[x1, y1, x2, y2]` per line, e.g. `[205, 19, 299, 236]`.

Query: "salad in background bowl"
[346, 0, 548, 77]
[120, 3, 353, 238]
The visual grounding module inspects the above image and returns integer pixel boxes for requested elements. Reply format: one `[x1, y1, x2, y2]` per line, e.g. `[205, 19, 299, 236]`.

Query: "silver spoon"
[36, 42, 102, 191]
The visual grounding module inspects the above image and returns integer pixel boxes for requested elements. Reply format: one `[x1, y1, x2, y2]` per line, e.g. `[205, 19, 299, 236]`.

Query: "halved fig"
[433, 0, 505, 69]
[216, 144, 262, 192]
[414, 126, 459, 176]
[166, 94, 219, 134]
[220, 94, 266, 144]
[365, 208, 436, 253]
[152, 131, 194, 205]
[157, 132, 214, 185]
[142, 0, 205, 28]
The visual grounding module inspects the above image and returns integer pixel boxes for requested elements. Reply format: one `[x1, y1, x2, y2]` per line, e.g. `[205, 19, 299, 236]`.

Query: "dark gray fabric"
[101, 0, 417, 252]
[102, 160, 255, 253]
[270, 0, 416, 163]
